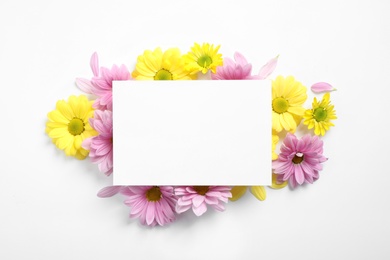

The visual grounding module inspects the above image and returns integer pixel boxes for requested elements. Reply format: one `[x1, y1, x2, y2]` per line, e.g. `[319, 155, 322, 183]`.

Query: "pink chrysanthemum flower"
[82, 110, 113, 175]
[211, 52, 278, 80]
[76, 52, 131, 110]
[121, 186, 177, 227]
[175, 186, 232, 216]
[272, 133, 327, 188]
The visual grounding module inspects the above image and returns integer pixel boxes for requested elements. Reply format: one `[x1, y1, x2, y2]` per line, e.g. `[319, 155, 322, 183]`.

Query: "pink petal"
[311, 82, 336, 93]
[90, 52, 99, 77]
[81, 137, 92, 150]
[294, 164, 305, 185]
[192, 195, 205, 207]
[234, 52, 248, 67]
[192, 203, 207, 216]
[145, 202, 155, 225]
[258, 55, 279, 79]
[75, 78, 93, 94]
[97, 186, 123, 198]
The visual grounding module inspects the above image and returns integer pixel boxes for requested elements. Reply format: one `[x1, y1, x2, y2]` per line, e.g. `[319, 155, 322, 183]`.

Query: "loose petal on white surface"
[311, 82, 336, 93]
[97, 186, 123, 198]
[258, 55, 279, 79]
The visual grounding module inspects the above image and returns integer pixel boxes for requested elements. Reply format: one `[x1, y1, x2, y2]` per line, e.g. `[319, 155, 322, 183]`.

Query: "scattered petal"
[258, 55, 279, 79]
[311, 82, 336, 93]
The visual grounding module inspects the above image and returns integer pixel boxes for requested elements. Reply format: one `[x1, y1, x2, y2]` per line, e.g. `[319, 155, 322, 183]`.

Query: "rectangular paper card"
[113, 80, 271, 186]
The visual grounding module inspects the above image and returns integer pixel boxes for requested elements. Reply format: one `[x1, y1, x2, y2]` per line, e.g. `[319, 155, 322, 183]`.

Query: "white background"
[1, 0, 389, 259]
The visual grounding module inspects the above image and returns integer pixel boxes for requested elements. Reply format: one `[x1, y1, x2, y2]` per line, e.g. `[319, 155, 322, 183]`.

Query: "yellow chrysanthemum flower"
[272, 133, 279, 160]
[272, 75, 307, 132]
[132, 47, 193, 80]
[184, 42, 223, 74]
[303, 93, 337, 136]
[229, 186, 266, 201]
[46, 95, 97, 159]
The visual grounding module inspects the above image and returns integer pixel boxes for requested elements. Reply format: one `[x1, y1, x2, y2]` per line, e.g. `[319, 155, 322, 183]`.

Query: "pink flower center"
[146, 186, 162, 202]
[193, 186, 209, 196]
[292, 152, 304, 164]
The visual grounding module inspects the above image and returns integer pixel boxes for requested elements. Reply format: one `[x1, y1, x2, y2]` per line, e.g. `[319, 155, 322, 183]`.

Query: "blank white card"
[113, 80, 271, 185]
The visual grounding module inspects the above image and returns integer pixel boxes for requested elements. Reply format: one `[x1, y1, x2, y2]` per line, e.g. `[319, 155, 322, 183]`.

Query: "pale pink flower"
[82, 110, 113, 175]
[175, 186, 232, 216]
[122, 186, 177, 227]
[211, 52, 278, 80]
[272, 133, 327, 188]
[76, 52, 131, 110]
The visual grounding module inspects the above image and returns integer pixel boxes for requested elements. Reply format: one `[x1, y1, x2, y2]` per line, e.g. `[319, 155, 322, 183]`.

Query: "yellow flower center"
[292, 152, 304, 164]
[154, 69, 173, 80]
[146, 186, 162, 202]
[197, 55, 212, 68]
[272, 97, 289, 114]
[193, 186, 209, 195]
[68, 117, 85, 136]
[313, 107, 328, 122]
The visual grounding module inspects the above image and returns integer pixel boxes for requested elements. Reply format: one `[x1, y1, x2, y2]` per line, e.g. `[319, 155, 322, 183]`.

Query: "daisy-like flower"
[229, 186, 266, 201]
[184, 42, 223, 74]
[175, 186, 232, 216]
[211, 52, 259, 80]
[211, 52, 279, 80]
[132, 47, 193, 80]
[46, 95, 97, 159]
[272, 133, 327, 188]
[82, 110, 113, 176]
[76, 52, 131, 111]
[121, 186, 177, 227]
[272, 76, 307, 133]
[303, 93, 337, 136]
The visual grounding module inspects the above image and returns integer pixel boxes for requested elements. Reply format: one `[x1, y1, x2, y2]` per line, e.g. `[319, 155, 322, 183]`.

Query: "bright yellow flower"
[272, 133, 279, 160]
[272, 75, 307, 132]
[46, 95, 97, 159]
[132, 47, 193, 80]
[303, 93, 337, 136]
[184, 42, 223, 74]
[229, 186, 266, 201]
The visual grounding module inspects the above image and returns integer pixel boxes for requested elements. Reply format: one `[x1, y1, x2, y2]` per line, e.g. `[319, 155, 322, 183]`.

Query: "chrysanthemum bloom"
[132, 47, 193, 80]
[229, 186, 266, 201]
[211, 52, 259, 80]
[46, 95, 97, 159]
[82, 110, 113, 175]
[272, 133, 327, 188]
[121, 186, 177, 227]
[272, 76, 307, 132]
[184, 42, 223, 75]
[303, 93, 337, 136]
[175, 186, 232, 216]
[76, 52, 131, 110]
[211, 52, 279, 80]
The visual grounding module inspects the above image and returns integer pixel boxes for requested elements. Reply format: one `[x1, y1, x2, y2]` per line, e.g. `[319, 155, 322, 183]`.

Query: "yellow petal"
[229, 186, 247, 201]
[250, 186, 266, 201]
